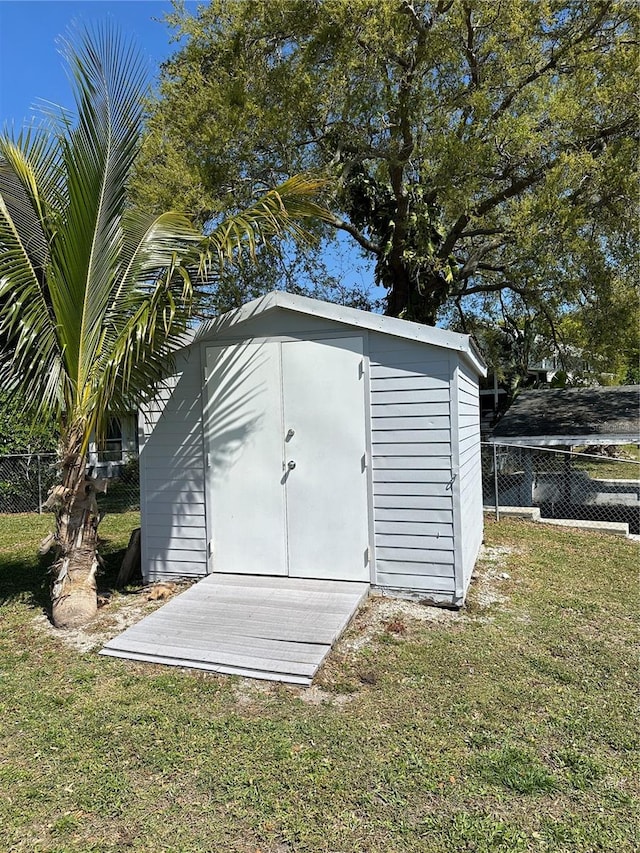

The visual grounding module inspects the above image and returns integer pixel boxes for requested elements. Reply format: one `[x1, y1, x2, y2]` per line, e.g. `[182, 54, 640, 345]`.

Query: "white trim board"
[184, 291, 487, 377]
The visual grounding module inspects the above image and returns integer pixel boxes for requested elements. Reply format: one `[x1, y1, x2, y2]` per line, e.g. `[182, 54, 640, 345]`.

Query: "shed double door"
[204, 337, 369, 581]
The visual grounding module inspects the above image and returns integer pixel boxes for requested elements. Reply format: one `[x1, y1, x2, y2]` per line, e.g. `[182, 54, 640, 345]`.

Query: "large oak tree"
[135, 0, 638, 333]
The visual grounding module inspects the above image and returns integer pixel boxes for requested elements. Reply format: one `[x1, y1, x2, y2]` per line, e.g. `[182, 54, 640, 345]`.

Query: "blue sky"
[0, 0, 194, 128]
[0, 0, 378, 301]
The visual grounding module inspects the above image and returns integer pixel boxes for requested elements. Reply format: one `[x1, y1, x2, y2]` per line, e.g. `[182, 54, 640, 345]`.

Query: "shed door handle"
[287, 460, 296, 470]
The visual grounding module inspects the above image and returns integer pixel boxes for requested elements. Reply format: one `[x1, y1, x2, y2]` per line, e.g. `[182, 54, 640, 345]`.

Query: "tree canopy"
[135, 0, 638, 341]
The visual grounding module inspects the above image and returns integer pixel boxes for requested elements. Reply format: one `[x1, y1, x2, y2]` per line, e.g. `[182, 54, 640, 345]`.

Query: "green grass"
[0, 514, 638, 852]
[572, 445, 640, 481]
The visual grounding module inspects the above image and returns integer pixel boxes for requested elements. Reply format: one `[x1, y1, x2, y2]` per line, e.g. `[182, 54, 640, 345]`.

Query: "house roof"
[188, 291, 487, 376]
[490, 386, 640, 446]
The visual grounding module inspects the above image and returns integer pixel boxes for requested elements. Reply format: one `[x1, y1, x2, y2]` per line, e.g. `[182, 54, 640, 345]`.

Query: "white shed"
[139, 292, 487, 607]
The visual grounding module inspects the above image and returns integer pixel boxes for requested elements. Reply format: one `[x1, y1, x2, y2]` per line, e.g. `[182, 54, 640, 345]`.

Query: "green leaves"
[138, 0, 638, 326]
[0, 23, 329, 452]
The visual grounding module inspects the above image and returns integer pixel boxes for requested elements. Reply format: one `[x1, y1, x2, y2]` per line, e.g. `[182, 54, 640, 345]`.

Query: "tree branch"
[460, 239, 505, 278]
[490, 1, 614, 120]
[463, 3, 480, 88]
[324, 214, 380, 254]
[453, 279, 528, 297]
[460, 226, 505, 238]
[440, 111, 634, 269]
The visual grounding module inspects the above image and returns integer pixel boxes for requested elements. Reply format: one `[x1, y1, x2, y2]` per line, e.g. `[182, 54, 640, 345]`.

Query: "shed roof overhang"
[185, 291, 487, 377]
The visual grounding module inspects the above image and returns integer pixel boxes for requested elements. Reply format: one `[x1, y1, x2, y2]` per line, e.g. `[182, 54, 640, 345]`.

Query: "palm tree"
[0, 25, 327, 628]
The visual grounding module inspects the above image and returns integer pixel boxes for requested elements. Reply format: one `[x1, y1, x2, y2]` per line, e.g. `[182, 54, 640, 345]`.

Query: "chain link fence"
[0, 453, 140, 514]
[482, 442, 640, 534]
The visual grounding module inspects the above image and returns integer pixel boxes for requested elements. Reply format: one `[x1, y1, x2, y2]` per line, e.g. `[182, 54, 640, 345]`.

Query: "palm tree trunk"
[49, 433, 100, 628]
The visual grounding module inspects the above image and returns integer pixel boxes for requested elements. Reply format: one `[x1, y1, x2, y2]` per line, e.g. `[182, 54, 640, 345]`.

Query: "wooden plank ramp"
[100, 574, 369, 686]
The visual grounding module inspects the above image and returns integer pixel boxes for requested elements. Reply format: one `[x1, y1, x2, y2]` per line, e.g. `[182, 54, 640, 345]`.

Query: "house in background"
[479, 353, 560, 432]
[487, 386, 640, 531]
[137, 292, 487, 608]
[475, 320, 595, 433]
[490, 385, 640, 448]
[88, 416, 138, 478]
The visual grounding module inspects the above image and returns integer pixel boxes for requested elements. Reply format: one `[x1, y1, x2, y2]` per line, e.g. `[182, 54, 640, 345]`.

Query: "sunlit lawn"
[0, 513, 638, 852]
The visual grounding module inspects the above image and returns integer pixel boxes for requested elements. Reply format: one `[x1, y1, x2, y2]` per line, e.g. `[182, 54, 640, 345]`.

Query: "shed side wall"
[368, 333, 456, 598]
[456, 360, 483, 590]
[139, 350, 207, 581]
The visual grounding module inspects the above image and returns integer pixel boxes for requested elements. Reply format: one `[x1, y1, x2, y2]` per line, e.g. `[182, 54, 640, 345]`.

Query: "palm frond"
[49, 23, 148, 390]
[1, 23, 333, 453]
[0, 139, 65, 415]
[200, 175, 330, 275]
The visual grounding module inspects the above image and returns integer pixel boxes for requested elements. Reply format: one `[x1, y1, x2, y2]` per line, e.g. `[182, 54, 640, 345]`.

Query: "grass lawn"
[573, 445, 640, 481]
[0, 513, 638, 852]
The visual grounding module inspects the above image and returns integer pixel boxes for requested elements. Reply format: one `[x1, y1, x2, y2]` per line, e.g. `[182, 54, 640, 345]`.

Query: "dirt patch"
[469, 544, 518, 609]
[335, 546, 518, 654]
[296, 685, 354, 706]
[232, 678, 276, 708]
[33, 581, 192, 653]
[32, 548, 516, 690]
[338, 595, 461, 654]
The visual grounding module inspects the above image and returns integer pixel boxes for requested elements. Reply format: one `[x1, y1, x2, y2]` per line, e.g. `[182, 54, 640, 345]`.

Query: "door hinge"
[207, 540, 213, 558]
[206, 452, 211, 469]
[359, 359, 364, 379]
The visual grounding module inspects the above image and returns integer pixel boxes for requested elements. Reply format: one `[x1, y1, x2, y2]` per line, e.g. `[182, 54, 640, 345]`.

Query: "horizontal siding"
[377, 533, 454, 551]
[373, 428, 451, 444]
[376, 547, 453, 564]
[152, 548, 207, 563]
[369, 333, 455, 599]
[376, 571, 456, 593]
[143, 472, 205, 488]
[371, 388, 450, 405]
[373, 359, 450, 378]
[145, 525, 207, 541]
[374, 455, 452, 471]
[140, 352, 207, 582]
[375, 507, 453, 524]
[372, 442, 450, 457]
[146, 559, 207, 579]
[371, 401, 450, 418]
[373, 467, 453, 483]
[454, 361, 483, 593]
[374, 495, 452, 511]
[142, 510, 205, 527]
[371, 376, 449, 392]
[374, 482, 452, 496]
[373, 415, 450, 430]
[144, 490, 205, 506]
[375, 520, 454, 537]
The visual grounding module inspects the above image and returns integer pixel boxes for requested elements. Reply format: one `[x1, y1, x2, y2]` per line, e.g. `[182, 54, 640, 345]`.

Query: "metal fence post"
[493, 443, 500, 521]
[37, 454, 43, 514]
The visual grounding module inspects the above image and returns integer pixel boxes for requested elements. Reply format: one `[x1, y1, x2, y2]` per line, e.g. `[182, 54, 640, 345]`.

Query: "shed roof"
[190, 291, 487, 376]
[490, 386, 640, 446]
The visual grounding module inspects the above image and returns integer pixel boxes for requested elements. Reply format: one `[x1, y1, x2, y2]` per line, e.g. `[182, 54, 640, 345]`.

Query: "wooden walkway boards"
[100, 574, 369, 686]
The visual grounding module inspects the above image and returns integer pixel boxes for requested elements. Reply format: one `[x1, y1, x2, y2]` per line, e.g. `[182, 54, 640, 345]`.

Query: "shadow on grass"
[0, 510, 140, 612]
[0, 551, 52, 611]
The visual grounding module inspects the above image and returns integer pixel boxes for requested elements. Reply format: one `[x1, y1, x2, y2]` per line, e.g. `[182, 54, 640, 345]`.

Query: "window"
[98, 418, 123, 462]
